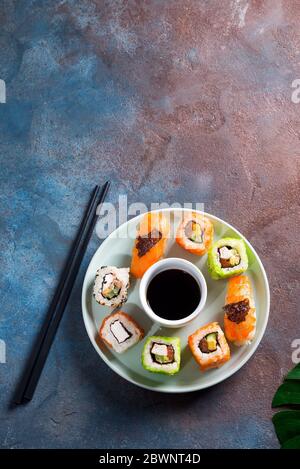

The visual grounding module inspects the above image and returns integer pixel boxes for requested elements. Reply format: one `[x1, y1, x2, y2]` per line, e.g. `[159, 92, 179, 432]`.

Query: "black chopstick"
[15, 182, 110, 404]
[14, 186, 100, 405]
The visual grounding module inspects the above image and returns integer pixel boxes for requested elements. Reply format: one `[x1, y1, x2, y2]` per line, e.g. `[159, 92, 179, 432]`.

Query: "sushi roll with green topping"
[142, 336, 181, 375]
[207, 238, 248, 280]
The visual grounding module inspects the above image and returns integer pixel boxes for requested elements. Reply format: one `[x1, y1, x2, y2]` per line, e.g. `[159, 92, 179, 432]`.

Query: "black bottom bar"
[0, 449, 297, 466]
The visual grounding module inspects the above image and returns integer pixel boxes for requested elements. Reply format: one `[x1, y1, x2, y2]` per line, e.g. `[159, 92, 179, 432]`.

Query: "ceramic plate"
[82, 208, 270, 393]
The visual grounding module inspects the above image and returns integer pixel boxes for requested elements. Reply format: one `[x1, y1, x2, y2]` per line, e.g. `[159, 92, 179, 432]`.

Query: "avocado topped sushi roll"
[207, 238, 248, 280]
[142, 336, 181, 375]
[176, 212, 214, 256]
[93, 266, 130, 307]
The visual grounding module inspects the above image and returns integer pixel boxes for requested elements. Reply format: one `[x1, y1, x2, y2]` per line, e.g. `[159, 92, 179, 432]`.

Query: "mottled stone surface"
[0, 0, 299, 449]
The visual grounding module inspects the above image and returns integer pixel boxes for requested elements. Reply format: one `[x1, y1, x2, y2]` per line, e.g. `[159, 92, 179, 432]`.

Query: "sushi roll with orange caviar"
[188, 322, 230, 372]
[223, 275, 256, 346]
[131, 212, 170, 278]
[176, 212, 213, 256]
[100, 311, 144, 353]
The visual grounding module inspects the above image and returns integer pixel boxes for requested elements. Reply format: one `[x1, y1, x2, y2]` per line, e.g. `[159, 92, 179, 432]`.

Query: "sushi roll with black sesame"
[142, 336, 181, 375]
[100, 311, 144, 353]
[207, 238, 248, 280]
[93, 266, 130, 307]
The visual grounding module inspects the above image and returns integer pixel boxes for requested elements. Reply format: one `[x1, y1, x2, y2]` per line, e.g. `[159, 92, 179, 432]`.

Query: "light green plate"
[82, 208, 270, 393]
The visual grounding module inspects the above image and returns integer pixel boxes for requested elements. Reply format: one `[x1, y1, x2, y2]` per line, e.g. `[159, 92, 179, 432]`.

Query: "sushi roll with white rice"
[188, 322, 230, 372]
[99, 311, 144, 353]
[93, 266, 130, 307]
[142, 336, 181, 375]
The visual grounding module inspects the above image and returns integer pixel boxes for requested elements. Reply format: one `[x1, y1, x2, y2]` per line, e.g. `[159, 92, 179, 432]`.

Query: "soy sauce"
[147, 269, 201, 320]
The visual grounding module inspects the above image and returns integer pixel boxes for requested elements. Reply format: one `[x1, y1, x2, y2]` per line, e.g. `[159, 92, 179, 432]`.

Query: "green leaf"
[272, 381, 300, 407]
[286, 363, 300, 380]
[272, 365, 300, 447]
[281, 435, 300, 449]
[272, 410, 300, 444]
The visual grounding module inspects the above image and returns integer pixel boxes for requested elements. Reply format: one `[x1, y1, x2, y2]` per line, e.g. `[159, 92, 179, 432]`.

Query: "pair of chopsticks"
[15, 182, 110, 404]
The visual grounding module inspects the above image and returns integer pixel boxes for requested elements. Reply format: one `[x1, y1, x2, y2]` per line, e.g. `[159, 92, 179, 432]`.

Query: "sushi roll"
[99, 311, 144, 353]
[176, 212, 213, 256]
[207, 237, 248, 280]
[131, 212, 170, 278]
[223, 275, 256, 346]
[142, 336, 181, 375]
[188, 322, 230, 372]
[93, 266, 130, 307]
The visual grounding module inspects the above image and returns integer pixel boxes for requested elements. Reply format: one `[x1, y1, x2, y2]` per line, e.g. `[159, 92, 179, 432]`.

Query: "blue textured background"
[0, 0, 299, 448]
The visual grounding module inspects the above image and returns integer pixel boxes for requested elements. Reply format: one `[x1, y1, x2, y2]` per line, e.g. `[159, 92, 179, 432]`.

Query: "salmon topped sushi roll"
[131, 212, 170, 278]
[188, 322, 230, 372]
[176, 212, 213, 256]
[223, 275, 256, 346]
